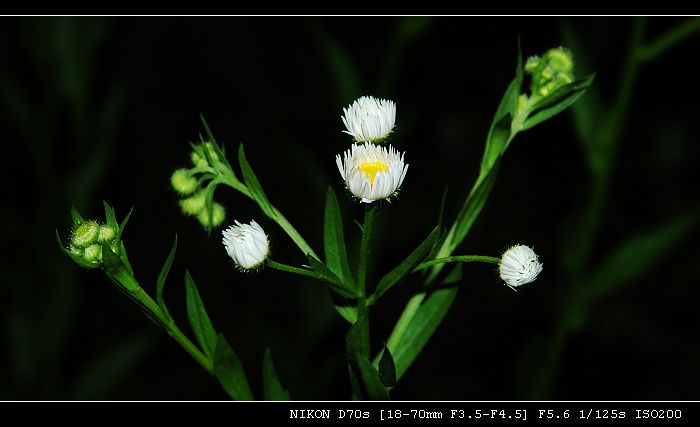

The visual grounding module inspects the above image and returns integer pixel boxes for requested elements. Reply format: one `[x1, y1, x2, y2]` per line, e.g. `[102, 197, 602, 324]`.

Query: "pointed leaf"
[378, 346, 396, 387]
[374, 226, 439, 302]
[156, 235, 177, 320]
[450, 160, 501, 252]
[185, 270, 217, 359]
[324, 187, 355, 287]
[522, 73, 596, 130]
[117, 207, 133, 242]
[70, 206, 84, 226]
[238, 144, 273, 216]
[393, 264, 462, 381]
[348, 354, 390, 400]
[103, 201, 118, 229]
[307, 255, 359, 299]
[480, 41, 523, 171]
[263, 348, 290, 401]
[214, 333, 254, 400]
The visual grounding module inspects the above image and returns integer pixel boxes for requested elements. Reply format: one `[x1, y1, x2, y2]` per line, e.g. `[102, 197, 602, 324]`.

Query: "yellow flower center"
[358, 161, 389, 186]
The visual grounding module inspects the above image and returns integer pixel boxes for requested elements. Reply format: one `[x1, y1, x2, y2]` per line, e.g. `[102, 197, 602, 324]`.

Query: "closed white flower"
[336, 143, 408, 203]
[499, 245, 543, 288]
[222, 220, 269, 270]
[341, 96, 396, 143]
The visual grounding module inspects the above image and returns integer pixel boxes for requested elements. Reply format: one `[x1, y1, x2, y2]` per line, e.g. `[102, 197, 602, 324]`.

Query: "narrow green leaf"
[522, 73, 595, 130]
[70, 206, 84, 226]
[238, 144, 273, 215]
[214, 333, 254, 400]
[156, 235, 177, 320]
[199, 113, 218, 145]
[374, 226, 439, 302]
[263, 348, 290, 401]
[117, 206, 133, 242]
[307, 255, 359, 299]
[184, 270, 217, 359]
[324, 186, 355, 287]
[103, 201, 118, 229]
[450, 160, 501, 252]
[480, 42, 523, 171]
[393, 264, 462, 381]
[427, 186, 450, 260]
[348, 354, 390, 400]
[332, 298, 359, 324]
[585, 210, 698, 301]
[378, 346, 397, 387]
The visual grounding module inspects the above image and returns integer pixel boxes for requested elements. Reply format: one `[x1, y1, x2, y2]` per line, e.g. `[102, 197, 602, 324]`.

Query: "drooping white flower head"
[222, 220, 269, 271]
[499, 244, 543, 288]
[341, 96, 396, 143]
[336, 143, 408, 204]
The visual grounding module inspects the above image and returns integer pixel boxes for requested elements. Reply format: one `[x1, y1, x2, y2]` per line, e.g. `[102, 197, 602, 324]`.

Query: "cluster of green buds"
[171, 141, 226, 229]
[68, 220, 119, 264]
[57, 202, 130, 270]
[524, 47, 574, 101]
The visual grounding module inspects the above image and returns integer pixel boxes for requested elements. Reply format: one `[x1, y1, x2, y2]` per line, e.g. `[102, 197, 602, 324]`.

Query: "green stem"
[357, 206, 377, 298]
[267, 259, 318, 280]
[413, 255, 500, 272]
[636, 17, 700, 62]
[221, 177, 318, 259]
[356, 206, 377, 359]
[130, 286, 213, 374]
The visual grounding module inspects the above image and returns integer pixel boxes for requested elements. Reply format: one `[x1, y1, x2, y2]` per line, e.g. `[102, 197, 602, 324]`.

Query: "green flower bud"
[69, 244, 83, 256]
[526, 47, 575, 101]
[191, 142, 220, 168]
[197, 203, 226, 228]
[547, 47, 573, 74]
[179, 190, 207, 216]
[191, 151, 209, 168]
[171, 169, 199, 195]
[525, 56, 540, 73]
[84, 244, 102, 262]
[98, 224, 117, 243]
[72, 221, 99, 248]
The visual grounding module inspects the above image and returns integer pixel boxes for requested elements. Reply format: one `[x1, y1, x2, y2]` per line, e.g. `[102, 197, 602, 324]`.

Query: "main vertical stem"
[356, 206, 377, 359]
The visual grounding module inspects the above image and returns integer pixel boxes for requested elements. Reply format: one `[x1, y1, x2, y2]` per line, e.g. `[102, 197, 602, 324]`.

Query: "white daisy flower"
[499, 244, 543, 288]
[336, 142, 408, 203]
[341, 96, 396, 143]
[222, 220, 269, 271]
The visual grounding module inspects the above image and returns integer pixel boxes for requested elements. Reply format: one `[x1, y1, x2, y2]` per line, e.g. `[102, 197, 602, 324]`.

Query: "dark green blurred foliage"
[1, 17, 699, 400]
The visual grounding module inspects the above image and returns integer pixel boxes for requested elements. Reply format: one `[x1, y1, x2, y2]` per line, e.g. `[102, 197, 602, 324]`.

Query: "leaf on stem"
[263, 348, 290, 401]
[522, 73, 596, 130]
[238, 144, 274, 216]
[378, 346, 397, 387]
[373, 226, 439, 302]
[480, 40, 523, 171]
[184, 270, 217, 359]
[393, 264, 462, 381]
[156, 235, 177, 320]
[214, 333, 254, 401]
[324, 186, 355, 288]
[307, 255, 359, 299]
[70, 206, 84, 226]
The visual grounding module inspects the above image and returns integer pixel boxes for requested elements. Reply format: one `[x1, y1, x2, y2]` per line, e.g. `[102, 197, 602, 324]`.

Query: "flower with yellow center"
[336, 143, 408, 203]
